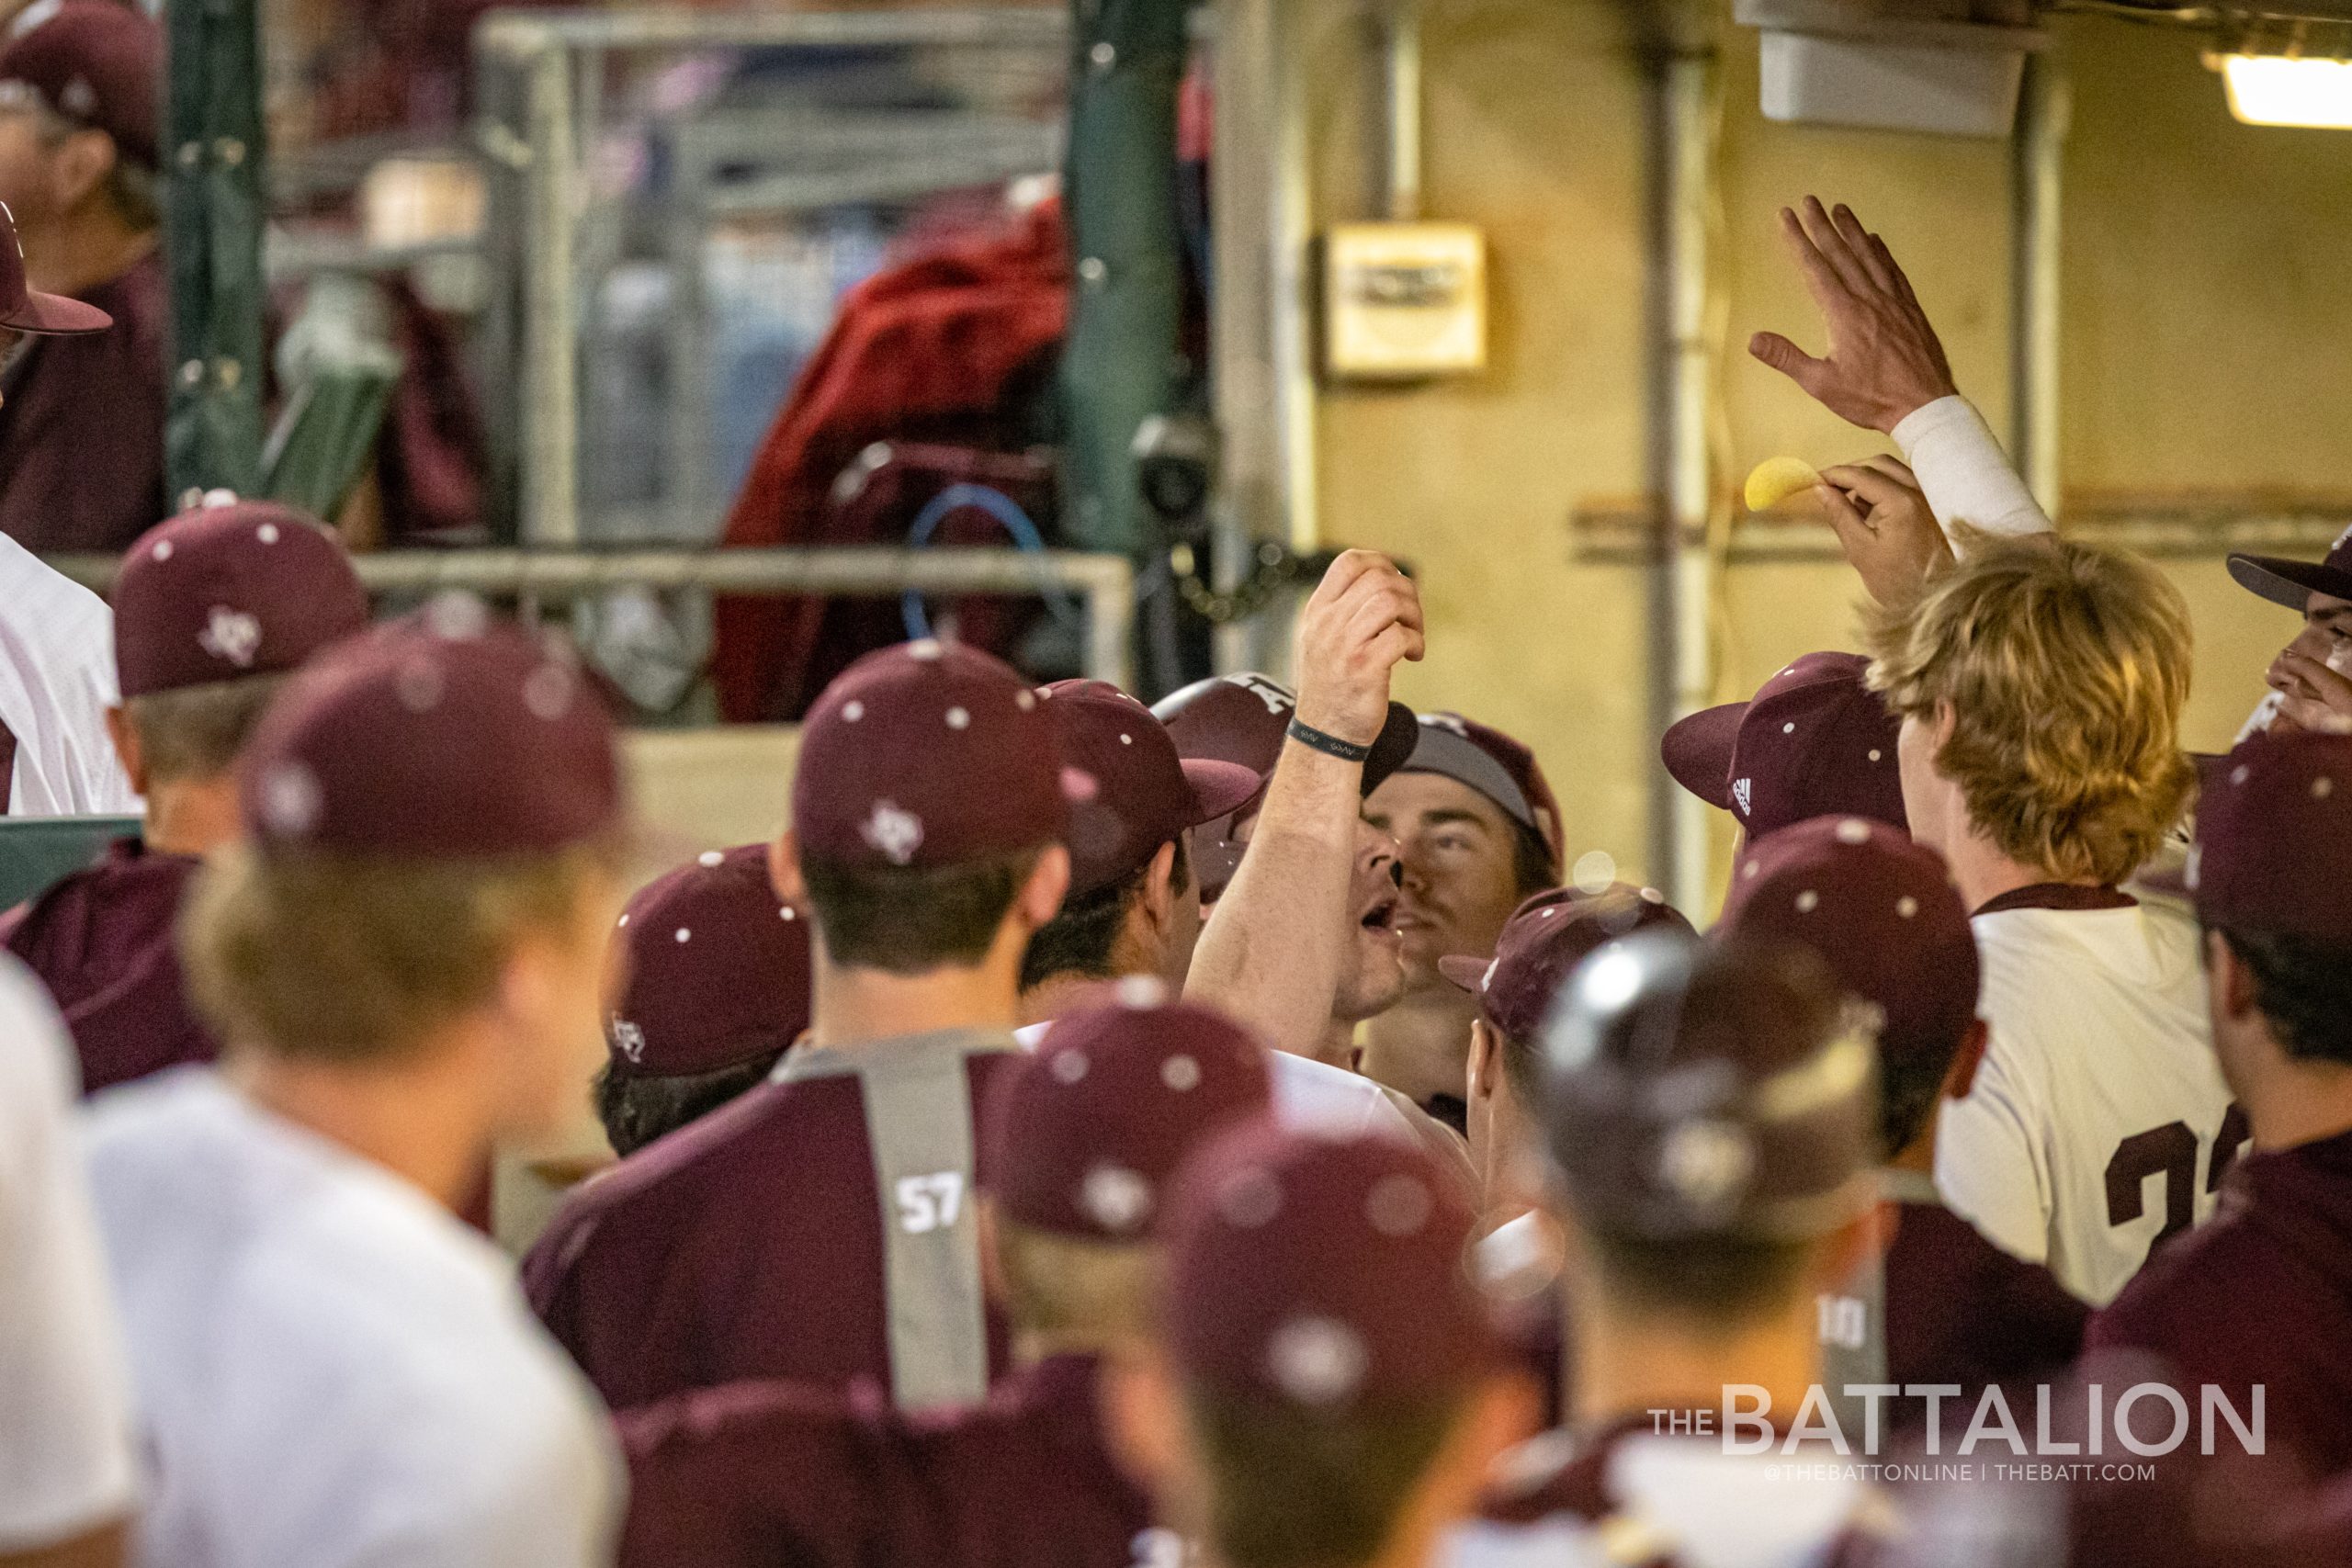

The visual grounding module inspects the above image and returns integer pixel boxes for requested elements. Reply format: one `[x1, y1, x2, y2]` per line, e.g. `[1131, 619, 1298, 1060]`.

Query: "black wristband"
[1285, 716, 1374, 764]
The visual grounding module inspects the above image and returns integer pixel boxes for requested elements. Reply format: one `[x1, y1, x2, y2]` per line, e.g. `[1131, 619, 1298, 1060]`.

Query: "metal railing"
[471, 7, 1080, 547]
[45, 546, 1136, 692]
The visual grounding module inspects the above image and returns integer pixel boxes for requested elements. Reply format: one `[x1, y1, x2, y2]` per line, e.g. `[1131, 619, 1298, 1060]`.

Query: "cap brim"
[1436, 953, 1490, 994]
[1362, 702, 1421, 796]
[1181, 758, 1266, 826]
[2229, 553, 2352, 612]
[2, 288, 112, 336]
[1660, 702, 1745, 811]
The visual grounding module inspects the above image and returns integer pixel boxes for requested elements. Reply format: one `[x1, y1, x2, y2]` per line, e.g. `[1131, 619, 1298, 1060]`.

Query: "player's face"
[1894, 708, 1955, 854]
[0, 104, 56, 226]
[1363, 773, 1525, 993]
[496, 866, 630, 1140]
[2267, 592, 2352, 733]
[1333, 818, 1406, 1024]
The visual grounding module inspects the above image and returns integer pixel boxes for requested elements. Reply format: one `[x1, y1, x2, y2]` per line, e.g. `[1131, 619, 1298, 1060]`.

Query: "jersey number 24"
[2104, 1104, 2251, 1249]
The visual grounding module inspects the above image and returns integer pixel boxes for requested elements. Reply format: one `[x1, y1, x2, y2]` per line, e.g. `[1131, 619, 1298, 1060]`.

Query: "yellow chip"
[1744, 457, 1823, 513]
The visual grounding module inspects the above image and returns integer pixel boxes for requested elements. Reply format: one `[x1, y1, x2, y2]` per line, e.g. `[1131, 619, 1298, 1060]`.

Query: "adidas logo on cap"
[1731, 777, 1753, 817]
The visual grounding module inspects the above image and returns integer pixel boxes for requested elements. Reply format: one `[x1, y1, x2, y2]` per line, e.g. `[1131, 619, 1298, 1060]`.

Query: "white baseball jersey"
[85, 1069, 622, 1568]
[1935, 895, 2242, 1308]
[0, 533, 139, 816]
[0, 955, 135, 1552]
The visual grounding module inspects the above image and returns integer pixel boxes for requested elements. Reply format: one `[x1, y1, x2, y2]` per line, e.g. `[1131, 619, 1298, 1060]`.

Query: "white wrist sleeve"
[1891, 395, 2054, 544]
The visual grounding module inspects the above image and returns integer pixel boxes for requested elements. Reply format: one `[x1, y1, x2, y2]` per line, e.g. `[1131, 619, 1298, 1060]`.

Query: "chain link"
[1169, 540, 1326, 625]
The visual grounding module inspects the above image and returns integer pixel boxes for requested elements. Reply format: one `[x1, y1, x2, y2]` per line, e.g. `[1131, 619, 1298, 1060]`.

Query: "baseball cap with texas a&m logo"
[791, 640, 1090, 871]
[111, 495, 369, 698]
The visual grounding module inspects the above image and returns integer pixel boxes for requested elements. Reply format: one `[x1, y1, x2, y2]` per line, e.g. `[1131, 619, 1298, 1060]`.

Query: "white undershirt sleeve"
[1891, 396, 2055, 544]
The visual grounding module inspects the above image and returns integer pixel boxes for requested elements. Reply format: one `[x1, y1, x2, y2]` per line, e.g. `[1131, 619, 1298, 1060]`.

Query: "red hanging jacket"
[712, 201, 1069, 722]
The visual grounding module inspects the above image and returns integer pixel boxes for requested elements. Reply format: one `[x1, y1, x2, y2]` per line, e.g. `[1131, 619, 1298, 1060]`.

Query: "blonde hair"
[991, 1215, 1158, 1341]
[124, 674, 288, 786]
[183, 839, 619, 1065]
[1866, 534, 2194, 886]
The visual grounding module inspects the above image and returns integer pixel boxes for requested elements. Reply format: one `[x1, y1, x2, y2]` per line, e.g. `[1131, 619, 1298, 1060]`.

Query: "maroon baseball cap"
[1715, 816, 1979, 1107]
[1395, 713, 1566, 880]
[984, 983, 1272, 1242]
[2188, 732, 2352, 947]
[1039, 680, 1261, 897]
[0, 0, 161, 169]
[1151, 672, 1420, 898]
[1439, 884, 1692, 1043]
[242, 602, 623, 858]
[0, 198, 106, 333]
[605, 845, 813, 1081]
[1541, 929, 1878, 1242]
[1159, 1122, 1496, 1410]
[112, 498, 369, 698]
[1660, 652, 1906, 839]
[2230, 525, 2352, 614]
[793, 640, 1080, 871]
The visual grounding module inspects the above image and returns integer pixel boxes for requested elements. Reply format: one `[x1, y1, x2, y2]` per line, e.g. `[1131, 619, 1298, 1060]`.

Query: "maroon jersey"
[617, 1354, 1158, 1568]
[0, 836, 211, 1095]
[525, 1028, 1019, 1412]
[0, 250, 166, 553]
[1814, 1174, 2086, 1440]
[2089, 1127, 2352, 1479]
[1883, 1192, 2087, 1392]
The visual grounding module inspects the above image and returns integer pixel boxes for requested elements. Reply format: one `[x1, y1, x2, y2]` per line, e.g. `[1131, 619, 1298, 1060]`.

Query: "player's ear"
[1467, 1019, 1501, 1106]
[50, 127, 115, 210]
[1929, 701, 1957, 749]
[1017, 844, 1072, 931]
[769, 829, 807, 908]
[1137, 840, 1180, 935]
[2203, 929, 2261, 1025]
[1426, 1373, 1543, 1517]
[103, 705, 147, 795]
[1809, 1207, 1883, 1295]
[975, 1196, 1008, 1308]
[1099, 1347, 1193, 1499]
[1942, 1019, 1989, 1102]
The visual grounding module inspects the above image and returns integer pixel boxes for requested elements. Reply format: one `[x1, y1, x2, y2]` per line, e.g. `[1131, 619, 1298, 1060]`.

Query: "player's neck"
[223, 1033, 494, 1213]
[1884, 1129, 1938, 1178]
[141, 774, 241, 858]
[1307, 1016, 1361, 1071]
[20, 209, 154, 301]
[811, 957, 1020, 1049]
[1939, 825, 2088, 910]
[1360, 984, 1476, 1065]
[2238, 1049, 2352, 1153]
[1017, 969, 1119, 1028]
[1574, 1292, 1819, 1431]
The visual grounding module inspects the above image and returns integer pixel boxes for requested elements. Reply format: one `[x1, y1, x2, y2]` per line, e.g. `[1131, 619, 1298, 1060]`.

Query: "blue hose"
[899, 483, 1078, 641]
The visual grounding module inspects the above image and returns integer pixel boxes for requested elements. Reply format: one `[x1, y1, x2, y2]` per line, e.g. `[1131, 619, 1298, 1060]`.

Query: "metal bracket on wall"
[162, 0, 267, 504]
[1569, 506, 2352, 566]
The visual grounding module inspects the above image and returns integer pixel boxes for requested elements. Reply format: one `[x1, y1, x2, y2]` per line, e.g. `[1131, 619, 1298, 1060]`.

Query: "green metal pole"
[162, 0, 266, 506]
[1058, 0, 1190, 556]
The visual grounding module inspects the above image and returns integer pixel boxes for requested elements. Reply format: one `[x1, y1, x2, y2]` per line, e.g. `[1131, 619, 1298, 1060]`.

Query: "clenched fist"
[1292, 550, 1425, 747]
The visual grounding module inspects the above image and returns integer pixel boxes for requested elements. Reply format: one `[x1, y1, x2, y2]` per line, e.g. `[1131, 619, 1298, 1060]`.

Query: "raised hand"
[2271, 646, 2352, 735]
[1291, 550, 1425, 747]
[1750, 197, 1959, 435]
